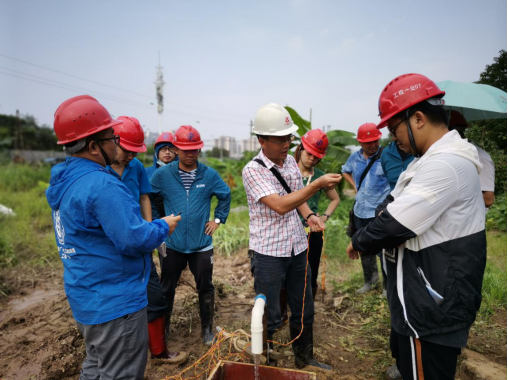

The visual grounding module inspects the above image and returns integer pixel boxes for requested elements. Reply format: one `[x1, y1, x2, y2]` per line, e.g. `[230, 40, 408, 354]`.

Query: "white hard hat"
[252, 103, 299, 136]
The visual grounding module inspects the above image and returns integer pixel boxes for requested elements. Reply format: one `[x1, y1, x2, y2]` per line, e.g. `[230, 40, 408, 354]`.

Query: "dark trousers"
[147, 257, 168, 322]
[354, 215, 387, 288]
[159, 248, 215, 316]
[252, 250, 314, 336]
[308, 231, 323, 289]
[390, 328, 461, 380]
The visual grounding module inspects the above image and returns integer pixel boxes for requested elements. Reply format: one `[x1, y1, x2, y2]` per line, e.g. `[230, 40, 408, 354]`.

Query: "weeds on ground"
[213, 211, 250, 256]
[0, 164, 56, 268]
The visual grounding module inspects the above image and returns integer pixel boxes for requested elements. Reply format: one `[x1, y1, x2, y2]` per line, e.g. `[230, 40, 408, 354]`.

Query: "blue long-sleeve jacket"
[150, 161, 231, 253]
[45, 157, 169, 325]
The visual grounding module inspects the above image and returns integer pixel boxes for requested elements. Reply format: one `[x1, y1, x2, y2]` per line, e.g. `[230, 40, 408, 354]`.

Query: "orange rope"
[321, 230, 326, 295]
[165, 229, 318, 378]
[268, 231, 312, 346]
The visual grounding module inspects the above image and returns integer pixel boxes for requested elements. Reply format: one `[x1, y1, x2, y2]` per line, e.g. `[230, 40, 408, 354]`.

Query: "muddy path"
[0, 250, 506, 379]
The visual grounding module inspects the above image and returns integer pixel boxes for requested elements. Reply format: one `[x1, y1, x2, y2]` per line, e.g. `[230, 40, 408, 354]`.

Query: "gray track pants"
[76, 307, 148, 380]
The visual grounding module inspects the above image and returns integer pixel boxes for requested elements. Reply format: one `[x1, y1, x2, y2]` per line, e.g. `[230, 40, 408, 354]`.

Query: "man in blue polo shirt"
[342, 123, 390, 294]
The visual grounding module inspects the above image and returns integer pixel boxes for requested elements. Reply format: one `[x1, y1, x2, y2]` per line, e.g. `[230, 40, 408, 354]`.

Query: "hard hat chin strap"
[405, 110, 422, 158]
[92, 137, 112, 166]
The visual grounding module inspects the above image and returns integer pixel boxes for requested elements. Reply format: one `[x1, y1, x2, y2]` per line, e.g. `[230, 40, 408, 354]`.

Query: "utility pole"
[15, 109, 24, 151]
[309, 108, 312, 126]
[155, 52, 165, 134]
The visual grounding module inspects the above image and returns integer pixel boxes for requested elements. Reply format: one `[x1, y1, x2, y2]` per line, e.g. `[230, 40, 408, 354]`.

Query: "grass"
[0, 164, 56, 268]
[0, 163, 505, 318]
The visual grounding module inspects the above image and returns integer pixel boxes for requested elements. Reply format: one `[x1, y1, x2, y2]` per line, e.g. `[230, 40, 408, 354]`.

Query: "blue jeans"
[252, 250, 314, 336]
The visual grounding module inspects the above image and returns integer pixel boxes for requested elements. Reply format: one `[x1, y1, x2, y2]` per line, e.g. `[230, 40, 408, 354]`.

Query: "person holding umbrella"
[448, 110, 495, 208]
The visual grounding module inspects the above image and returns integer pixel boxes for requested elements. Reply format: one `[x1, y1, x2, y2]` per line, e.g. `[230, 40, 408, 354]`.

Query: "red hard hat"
[357, 123, 382, 143]
[173, 125, 204, 150]
[301, 129, 329, 159]
[54, 95, 122, 144]
[115, 116, 147, 152]
[448, 110, 468, 128]
[377, 73, 445, 129]
[155, 132, 174, 147]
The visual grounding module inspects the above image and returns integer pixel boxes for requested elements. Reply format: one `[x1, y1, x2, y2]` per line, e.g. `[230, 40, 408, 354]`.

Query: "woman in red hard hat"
[295, 129, 340, 301]
[111, 117, 188, 364]
[146, 132, 178, 180]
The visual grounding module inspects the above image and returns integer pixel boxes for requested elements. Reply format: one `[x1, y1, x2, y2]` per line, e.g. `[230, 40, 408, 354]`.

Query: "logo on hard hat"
[285, 117, 290, 126]
[54, 210, 65, 245]
[316, 139, 324, 148]
[188, 132, 195, 141]
[163, 134, 169, 139]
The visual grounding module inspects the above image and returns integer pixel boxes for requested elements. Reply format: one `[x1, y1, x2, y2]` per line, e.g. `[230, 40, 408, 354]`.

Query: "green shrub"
[486, 194, 507, 231]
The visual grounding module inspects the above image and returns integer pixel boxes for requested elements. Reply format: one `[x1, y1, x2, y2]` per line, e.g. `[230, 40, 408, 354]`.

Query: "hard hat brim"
[173, 141, 204, 150]
[357, 135, 382, 143]
[57, 118, 123, 145]
[120, 141, 147, 153]
[253, 124, 299, 137]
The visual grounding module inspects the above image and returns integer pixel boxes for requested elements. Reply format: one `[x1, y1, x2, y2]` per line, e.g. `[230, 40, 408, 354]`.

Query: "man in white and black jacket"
[346, 73, 487, 380]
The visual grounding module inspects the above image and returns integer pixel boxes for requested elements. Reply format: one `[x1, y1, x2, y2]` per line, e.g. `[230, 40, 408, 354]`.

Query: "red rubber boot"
[148, 316, 188, 364]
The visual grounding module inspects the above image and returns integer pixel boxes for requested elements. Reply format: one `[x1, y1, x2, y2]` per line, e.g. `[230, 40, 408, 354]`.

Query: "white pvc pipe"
[251, 294, 266, 355]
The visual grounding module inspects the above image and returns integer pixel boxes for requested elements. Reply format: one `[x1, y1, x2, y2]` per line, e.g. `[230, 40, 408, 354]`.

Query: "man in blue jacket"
[150, 125, 231, 345]
[46, 95, 181, 380]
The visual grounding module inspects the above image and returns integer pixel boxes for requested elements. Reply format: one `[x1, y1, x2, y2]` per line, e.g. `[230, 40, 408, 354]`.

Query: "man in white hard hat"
[242, 103, 342, 370]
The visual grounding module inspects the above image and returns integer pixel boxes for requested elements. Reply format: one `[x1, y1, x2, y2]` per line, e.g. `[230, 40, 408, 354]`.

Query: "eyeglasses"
[159, 146, 174, 153]
[387, 119, 406, 137]
[265, 135, 295, 145]
[119, 145, 138, 157]
[96, 135, 120, 146]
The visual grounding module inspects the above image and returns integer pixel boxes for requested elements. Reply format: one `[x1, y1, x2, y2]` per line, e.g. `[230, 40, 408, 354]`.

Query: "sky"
[0, 0, 506, 147]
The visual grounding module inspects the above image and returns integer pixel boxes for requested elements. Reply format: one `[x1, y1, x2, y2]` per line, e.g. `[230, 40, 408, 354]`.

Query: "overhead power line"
[0, 70, 248, 127]
[0, 53, 249, 121]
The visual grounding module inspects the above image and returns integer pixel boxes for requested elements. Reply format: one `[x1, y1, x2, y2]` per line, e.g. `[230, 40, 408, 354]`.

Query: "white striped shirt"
[242, 150, 308, 257]
[179, 168, 197, 195]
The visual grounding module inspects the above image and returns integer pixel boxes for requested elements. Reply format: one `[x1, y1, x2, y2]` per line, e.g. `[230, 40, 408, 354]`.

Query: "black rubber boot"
[357, 254, 379, 294]
[290, 323, 331, 370]
[311, 286, 318, 301]
[199, 292, 215, 346]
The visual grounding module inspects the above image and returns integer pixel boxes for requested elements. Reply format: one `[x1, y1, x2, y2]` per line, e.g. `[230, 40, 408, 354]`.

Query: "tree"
[207, 147, 229, 158]
[477, 49, 506, 92]
[466, 50, 507, 194]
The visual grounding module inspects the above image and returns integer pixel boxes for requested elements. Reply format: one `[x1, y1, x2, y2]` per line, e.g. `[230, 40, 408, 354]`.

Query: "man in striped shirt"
[150, 125, 231, 346]
[242, 103, 342, 370]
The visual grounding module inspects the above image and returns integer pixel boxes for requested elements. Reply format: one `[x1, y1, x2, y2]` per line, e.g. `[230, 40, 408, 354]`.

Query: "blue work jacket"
[150, 161, 231, 253]
[45, 157, 168, 325]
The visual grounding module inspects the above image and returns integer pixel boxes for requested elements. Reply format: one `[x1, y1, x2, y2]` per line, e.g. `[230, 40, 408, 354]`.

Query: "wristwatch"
[323, 213, 330, 220]
[214, 218, 221, 224]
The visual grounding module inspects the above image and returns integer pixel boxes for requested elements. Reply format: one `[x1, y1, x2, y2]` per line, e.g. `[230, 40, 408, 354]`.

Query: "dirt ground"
[0, 249, 506, 380]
